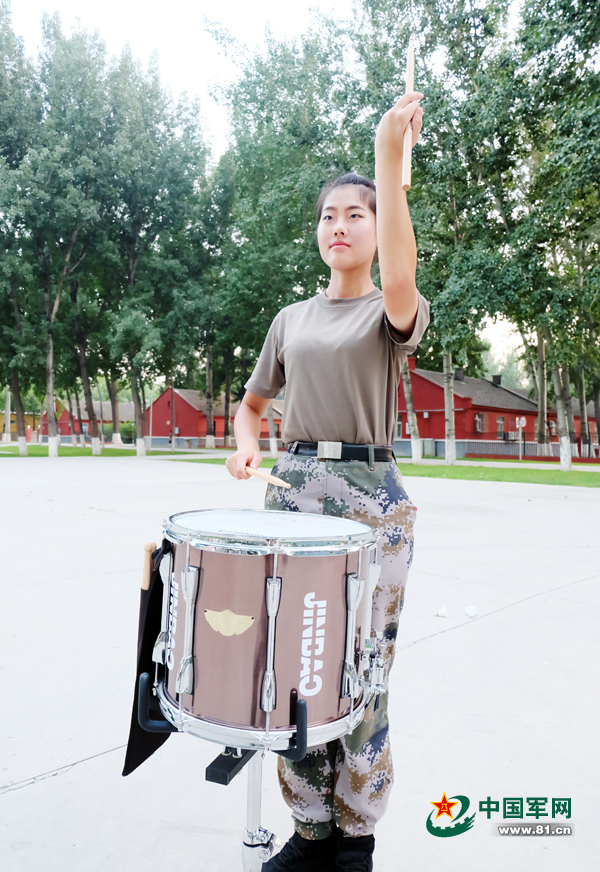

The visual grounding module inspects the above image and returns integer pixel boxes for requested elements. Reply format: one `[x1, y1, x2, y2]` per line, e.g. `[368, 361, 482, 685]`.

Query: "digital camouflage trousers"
[264, 453, 417, 838]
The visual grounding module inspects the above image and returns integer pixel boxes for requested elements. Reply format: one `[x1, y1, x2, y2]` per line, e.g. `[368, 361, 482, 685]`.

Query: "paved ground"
[0, 456, 596, 871]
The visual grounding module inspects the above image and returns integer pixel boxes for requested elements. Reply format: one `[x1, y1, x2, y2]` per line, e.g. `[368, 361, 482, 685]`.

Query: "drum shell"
[163, 544, 364, 731]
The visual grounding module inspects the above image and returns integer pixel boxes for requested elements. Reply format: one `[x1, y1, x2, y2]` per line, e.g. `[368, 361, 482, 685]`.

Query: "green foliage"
[119, 421, 136, 442]
[0, 0, 598, 422]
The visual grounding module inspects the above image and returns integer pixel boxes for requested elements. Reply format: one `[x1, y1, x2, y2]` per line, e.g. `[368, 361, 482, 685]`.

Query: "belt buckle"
[317, 441, 342, 460]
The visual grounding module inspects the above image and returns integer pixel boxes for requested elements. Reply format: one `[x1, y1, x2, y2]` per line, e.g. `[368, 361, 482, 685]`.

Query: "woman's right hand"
[226, 446, 263, 480]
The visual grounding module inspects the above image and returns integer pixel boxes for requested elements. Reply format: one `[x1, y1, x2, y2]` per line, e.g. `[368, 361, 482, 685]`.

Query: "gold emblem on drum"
[204, 609, 255, 637]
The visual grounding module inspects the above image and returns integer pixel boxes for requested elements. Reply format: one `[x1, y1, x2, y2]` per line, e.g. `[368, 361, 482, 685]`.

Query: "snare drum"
[151, 509, 381, 751]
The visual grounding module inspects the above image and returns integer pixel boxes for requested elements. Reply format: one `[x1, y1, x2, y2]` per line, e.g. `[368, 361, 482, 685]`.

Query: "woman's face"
[317, 185, 377, 272]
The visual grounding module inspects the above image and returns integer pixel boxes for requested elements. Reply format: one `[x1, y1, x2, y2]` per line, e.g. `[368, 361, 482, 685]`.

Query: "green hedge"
[120, 421, 136, 443]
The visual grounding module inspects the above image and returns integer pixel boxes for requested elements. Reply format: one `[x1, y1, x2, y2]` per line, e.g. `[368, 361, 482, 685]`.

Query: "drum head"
[164, 509, 378, 555]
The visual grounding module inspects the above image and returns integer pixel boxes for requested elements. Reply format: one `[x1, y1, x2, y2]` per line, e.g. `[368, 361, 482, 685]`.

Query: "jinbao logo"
[426, 792, 476, 838]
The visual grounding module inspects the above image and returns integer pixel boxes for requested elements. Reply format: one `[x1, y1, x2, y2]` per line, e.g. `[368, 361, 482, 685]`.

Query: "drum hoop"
[156, 681, 370, 750]
[163, 509, 379, 556]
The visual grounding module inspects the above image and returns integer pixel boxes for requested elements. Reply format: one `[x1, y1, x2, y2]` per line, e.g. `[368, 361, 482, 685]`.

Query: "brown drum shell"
[164, 545, 362, 731]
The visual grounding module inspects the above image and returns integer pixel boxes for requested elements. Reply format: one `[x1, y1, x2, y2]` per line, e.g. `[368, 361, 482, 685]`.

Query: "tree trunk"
[71, 281, 99, 449]
[75, 340, 100, 454]
[577, 368, 590, 457]
[10, 369, 27, 456]
[65, 387, 77, 447]
[561, 367, 578, 456]
[442, 350, 456, 465]
[2, 386, 10, 443]
[140, 381, 148, 439]
[224, 367, 232, 447]
[46, 333, 60, 457]
[96, 382, 105, 448]
[402, 360, 422, 464]
[266, 404, 278, 458]
[170, 380, 175, 452]
[131, 371, 146, 457]
[36, 395, 46, 445]
[205, 345, 215, 449]
[548, 362, 572, 471]
[592, 379, 600, 457]
[519, 327, 539, 401]
[74, 386, 85, 446]
[536, 332, 550, 456]
[239, 350, 249, 401]
[44, 240, 79, 458]
[106, 377, 121, 445]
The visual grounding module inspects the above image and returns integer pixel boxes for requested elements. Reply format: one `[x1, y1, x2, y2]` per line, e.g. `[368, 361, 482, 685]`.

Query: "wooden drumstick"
[245, 466, 291, 489]
[142, 542, 157, 590]
[402, 36, 415, 192]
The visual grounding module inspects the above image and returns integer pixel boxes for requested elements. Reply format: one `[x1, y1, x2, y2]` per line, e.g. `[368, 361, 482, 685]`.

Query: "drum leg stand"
[242, 751, 278, 871]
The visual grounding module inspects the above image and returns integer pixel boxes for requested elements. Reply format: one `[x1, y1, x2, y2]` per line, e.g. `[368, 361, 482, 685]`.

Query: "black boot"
[335, 832, 375, 872]
[261, 830, 338, 872]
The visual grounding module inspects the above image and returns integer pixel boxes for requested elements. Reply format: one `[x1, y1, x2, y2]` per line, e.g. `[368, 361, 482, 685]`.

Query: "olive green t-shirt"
[244, 288, 430, 446]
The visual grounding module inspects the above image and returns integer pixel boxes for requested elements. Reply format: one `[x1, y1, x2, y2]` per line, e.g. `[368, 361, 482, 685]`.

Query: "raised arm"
[375, 91, 424, 335]
[226, 391, 271, 479]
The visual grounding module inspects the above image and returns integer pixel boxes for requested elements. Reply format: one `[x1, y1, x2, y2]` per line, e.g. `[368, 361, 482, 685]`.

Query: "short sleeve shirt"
[244, 288, 430, 446]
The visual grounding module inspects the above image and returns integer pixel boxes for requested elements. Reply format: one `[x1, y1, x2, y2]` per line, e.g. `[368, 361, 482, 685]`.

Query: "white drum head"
[164, 509, 378, 555]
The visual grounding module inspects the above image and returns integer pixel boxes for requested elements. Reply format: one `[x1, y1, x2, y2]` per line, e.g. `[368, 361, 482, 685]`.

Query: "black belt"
[287, 441, 395, 462]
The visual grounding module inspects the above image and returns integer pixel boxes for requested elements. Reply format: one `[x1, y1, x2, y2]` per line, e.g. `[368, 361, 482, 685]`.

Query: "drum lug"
[346, 572, 364, 612]
[365, 633, 387, 704]
[176, 565, 200, 695]
[266, 575, 282, 616]
[261, 670, 276, 713]
[152, 553, 174, 666]
[261, 574, 282, 714]
[341, 573, 364, 701]
[342, 661, 359, 700]
[176, 656, 194, 695]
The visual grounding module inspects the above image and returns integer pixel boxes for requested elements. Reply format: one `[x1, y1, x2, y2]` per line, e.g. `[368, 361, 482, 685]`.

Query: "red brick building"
[397, 358, 598, 458]
[40, 401, 134, 439]
[144, 389, 282, 446]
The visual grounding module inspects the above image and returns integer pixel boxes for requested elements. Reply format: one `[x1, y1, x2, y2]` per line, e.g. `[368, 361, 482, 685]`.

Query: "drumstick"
[142, 542, 157, 590]
[402, 36, 415, 192]
[245, 466, 291, 489]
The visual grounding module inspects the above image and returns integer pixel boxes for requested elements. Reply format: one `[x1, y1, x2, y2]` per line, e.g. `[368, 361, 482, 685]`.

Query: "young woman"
[226, 92, 429, 872]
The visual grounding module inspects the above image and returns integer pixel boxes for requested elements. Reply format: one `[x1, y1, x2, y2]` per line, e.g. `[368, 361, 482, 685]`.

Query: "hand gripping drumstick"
[402, 36, 415, 192]
[142, 542, 157, 590]
[245, 466, 291, 489]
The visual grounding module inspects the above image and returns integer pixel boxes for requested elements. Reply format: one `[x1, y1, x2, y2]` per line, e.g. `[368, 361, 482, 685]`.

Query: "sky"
[11, 0, 348, 155]
[10, 0, 523, 365]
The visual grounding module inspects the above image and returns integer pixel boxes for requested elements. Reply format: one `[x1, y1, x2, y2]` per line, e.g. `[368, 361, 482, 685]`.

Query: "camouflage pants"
[264, 453, 417, 838]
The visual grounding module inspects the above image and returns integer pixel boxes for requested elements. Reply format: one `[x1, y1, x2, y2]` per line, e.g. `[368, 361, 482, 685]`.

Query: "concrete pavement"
[0, 456, 596, 871]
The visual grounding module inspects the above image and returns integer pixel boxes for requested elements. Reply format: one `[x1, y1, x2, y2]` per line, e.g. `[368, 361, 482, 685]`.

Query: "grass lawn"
[456, 455, 600, 467]
[181, 457, 600, 489]
[0, 445, 193, 458]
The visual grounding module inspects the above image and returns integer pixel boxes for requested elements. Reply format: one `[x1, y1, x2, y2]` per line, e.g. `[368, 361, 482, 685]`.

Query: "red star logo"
[430, 792, 458, 819]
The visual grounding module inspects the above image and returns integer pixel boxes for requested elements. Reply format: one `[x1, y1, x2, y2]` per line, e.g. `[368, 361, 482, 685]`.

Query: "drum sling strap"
[122, 539, 175, 777]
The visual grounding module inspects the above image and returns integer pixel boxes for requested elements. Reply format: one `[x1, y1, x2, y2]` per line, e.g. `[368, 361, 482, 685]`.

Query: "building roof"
[414, 369, 539, 413]
[59, 399, 135, 423]
[172, 389, 241, 417]
[561, 396, 596, 419]
[92, 400, 135, 422]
